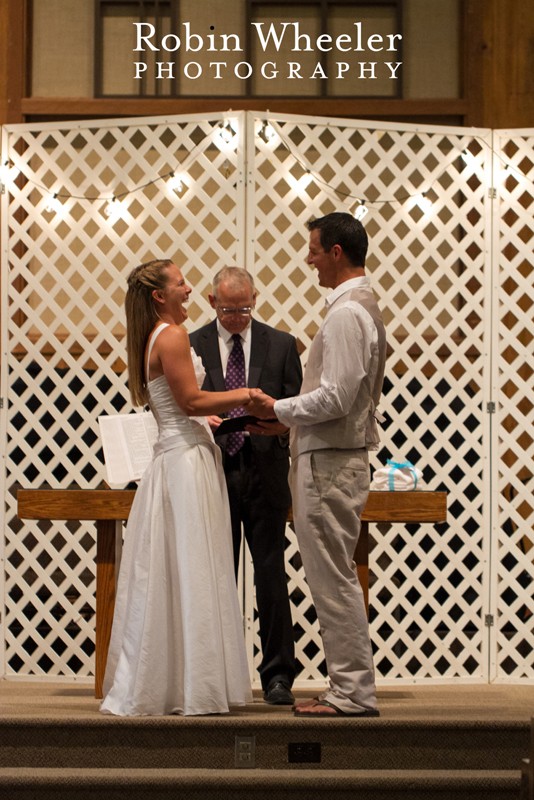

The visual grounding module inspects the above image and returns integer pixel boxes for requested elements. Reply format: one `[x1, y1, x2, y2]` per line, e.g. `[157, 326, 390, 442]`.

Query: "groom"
[247, 213, 386, 717]
[189, 267, 302, 704]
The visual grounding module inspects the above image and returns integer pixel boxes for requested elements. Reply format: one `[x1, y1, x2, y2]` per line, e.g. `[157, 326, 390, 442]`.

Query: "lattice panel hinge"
[486, 402, 496, 413]
[488, 187, 497, 199]
[0, 182, 5, 194]
[485, 614, 495, 627]
[0, 397, 3, 408]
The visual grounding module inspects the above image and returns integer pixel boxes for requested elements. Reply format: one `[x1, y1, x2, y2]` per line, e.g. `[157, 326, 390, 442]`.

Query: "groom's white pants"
[289, 447, 377, 713]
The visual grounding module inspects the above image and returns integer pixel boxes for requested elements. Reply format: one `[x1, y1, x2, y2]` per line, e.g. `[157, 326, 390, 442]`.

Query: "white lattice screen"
[248, 114, 493, 684]
[0, 112, 246, 679]
[2, 112, 534, 686]
[492, 129, 534, 682]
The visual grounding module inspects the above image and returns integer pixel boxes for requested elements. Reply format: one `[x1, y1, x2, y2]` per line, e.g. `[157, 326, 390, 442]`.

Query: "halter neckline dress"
[100, 323, 252, 716]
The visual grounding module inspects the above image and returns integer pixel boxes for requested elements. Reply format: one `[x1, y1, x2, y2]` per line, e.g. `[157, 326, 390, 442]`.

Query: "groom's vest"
[290, 286, 386, 459]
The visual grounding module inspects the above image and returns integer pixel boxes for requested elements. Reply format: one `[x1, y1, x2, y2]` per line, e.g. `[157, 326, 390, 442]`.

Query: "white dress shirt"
[275, 277, 377, 427]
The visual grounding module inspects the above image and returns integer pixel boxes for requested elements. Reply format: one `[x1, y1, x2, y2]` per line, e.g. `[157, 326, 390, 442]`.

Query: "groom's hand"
[245, 420, 289, 436]
[246, 388, 277, 419]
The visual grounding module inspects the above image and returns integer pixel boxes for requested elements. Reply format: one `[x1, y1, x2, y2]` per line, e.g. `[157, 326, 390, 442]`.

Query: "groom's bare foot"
[294, 703, 337, 715]
[292, 696, 322, 710]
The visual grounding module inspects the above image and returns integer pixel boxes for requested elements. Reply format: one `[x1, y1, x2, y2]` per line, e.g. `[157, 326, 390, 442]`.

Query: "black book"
[213, 416, 278, 436]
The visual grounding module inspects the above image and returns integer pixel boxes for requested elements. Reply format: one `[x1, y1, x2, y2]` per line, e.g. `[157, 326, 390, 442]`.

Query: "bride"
[100, 258, 253, 716]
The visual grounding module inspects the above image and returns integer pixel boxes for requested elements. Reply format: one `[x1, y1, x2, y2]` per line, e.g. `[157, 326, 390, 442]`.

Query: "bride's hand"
[246, 388, 277, 419]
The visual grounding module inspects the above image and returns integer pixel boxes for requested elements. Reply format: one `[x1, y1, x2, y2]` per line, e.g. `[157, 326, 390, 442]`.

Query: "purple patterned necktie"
[225, 333, 247, 456]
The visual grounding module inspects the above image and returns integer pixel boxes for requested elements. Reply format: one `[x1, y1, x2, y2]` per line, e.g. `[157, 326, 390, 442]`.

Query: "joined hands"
[244, 388, 277, 419]
[243, 389, 289, 436]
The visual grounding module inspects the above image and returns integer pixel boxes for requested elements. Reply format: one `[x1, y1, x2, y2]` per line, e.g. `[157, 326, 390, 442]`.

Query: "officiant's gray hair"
[212, 266, 255, 298]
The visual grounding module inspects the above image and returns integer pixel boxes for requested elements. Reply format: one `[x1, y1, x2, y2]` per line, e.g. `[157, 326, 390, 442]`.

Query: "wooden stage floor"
[2, 681, 534, 723]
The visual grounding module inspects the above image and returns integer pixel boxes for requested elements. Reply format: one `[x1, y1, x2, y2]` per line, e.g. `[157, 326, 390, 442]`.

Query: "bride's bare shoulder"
[154, 324, 189, 353]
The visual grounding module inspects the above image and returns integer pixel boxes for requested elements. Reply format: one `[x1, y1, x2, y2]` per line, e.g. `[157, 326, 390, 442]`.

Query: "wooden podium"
[17, 489, 447, 698]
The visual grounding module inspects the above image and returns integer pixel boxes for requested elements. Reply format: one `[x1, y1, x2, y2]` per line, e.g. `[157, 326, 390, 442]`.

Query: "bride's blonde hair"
[125, 259, 174, 407]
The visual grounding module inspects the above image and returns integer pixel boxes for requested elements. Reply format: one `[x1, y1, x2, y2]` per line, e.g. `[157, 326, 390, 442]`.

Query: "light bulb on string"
[0, 161, 9, 184]
[218, 121, 233, 143]
[461, 149, 478, 168]
[354, 201, 368, 221]
[105, 197, 125, 220]
[262, 121, 276, 141]
[415, 192, 432, 213]
[46, 193, 63, 214]
[298, 170, 312, 189]
[0, 159, 20, 183]
[167, 172, 183, 194]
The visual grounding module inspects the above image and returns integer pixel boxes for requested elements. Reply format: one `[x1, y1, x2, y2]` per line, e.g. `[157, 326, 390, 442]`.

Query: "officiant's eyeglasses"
[216, 306, 253, 316]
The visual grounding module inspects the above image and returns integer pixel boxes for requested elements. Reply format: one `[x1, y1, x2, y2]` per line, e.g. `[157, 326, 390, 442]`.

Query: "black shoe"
[263, 680, 295, 705]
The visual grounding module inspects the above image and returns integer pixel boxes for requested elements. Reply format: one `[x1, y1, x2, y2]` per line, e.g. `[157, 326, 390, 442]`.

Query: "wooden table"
[18, 490, 134, 699]
[17, 489, 447, 698]
[358, 491, 447, 614]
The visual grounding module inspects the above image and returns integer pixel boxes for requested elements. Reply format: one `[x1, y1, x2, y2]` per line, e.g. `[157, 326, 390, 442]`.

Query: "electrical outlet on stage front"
[288, 742, 322, 763]
[235, 735, 256, 768]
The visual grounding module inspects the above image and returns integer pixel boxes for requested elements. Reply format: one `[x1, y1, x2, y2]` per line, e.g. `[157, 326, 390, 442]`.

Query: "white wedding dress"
[100, 324, 252, 716]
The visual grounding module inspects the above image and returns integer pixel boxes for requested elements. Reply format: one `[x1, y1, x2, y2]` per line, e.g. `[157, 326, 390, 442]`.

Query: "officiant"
[189, 267, 302, 705]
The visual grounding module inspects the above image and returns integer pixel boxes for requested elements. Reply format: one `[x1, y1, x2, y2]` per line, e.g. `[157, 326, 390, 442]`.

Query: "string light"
[354, 201, 368, 221]
[4, 118, 230, 215]
[298, 170, 312, 189]
[46, 193, 63, 214]
[256, 120, 524, 218]
[11, 116, 531, 222]
[218, 121, 233, 143]
[461, 149, 478, 168]
[415, 193, 432, 213]
[262, 121, 276, 141]
[105, 198, 125, 220]
[0, 159, 20, 185]
[500, 163, 511, 183]
[259, 119, 430, 213]
[167, 172, 183, 194]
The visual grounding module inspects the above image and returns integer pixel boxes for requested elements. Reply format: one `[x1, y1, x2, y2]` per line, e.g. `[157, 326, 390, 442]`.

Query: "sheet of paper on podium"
[98, 412, 159, 487]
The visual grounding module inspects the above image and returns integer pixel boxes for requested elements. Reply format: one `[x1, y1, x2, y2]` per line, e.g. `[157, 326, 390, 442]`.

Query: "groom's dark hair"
[307, 212, 368, 268]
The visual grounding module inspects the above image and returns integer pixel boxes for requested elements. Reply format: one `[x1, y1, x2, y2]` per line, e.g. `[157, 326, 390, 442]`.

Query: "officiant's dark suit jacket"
[189, 317, 302, 690]
[189, 318, 302, 505]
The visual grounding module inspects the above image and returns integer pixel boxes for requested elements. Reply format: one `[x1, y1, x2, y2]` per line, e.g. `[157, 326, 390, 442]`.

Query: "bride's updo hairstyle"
[126, 258, 174, 406]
